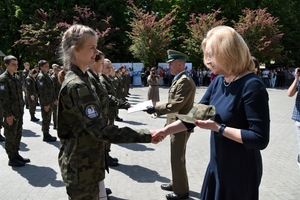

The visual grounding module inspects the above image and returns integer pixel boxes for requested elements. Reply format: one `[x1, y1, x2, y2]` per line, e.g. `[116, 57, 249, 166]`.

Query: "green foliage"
[182, 9, 226, 68]
[233, 8, 284, 64]
[127, 0, 177, 68]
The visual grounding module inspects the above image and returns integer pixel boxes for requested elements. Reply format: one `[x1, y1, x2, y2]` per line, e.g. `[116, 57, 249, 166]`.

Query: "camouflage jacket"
[36, 71, 54, 106]
[0, 71, 24, 118]
[58, 65, 151, 187]
[21, 69, 29, 86]
[25, 76, 38, 98]
[51, 73, 61, 100]
[87, 69, 109, 122]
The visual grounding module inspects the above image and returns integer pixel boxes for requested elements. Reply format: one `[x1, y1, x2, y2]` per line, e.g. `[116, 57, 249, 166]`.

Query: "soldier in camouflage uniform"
[58, 24, 158, 199]
[0, 55, 30, 167]
[36, 60, 56, 142]
[0, 101, 5, 142]
[100, 59, 131, 166]
[51, 64, 62, 130]
[22, 62, 30, 109]
[25, 69, 39, 122]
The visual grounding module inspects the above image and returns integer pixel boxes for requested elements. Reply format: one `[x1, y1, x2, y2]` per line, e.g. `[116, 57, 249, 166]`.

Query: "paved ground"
[0, 86, 299, 200]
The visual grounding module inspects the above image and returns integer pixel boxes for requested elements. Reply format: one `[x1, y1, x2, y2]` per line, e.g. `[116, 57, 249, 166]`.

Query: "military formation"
[0, 55, 132, 168]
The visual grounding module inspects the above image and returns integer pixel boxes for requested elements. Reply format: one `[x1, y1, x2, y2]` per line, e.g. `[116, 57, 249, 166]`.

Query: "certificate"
[127, 100, 153, 113]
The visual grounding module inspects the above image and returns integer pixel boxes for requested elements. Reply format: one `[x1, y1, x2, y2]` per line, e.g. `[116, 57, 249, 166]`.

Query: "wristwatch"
[218, 123, 226, 137]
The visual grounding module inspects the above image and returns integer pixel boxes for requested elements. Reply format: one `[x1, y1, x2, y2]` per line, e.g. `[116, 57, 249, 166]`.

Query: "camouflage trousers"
[0, 107, 3, 129]
[66, 182, 101, 200]
[41, 105, 52, 133]
[4, 116, 23, 158]
[52, 104, 57, 128]
[27, 95, 38, 115]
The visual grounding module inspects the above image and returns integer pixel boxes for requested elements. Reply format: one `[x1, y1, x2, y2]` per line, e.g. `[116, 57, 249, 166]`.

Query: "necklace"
[223, 74, 239, 87]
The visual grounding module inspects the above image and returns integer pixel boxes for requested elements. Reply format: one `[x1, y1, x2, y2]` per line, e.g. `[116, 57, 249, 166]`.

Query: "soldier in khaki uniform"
[58, 24, 158, 199]
[22, 62, 30, 109]
[145, 50, 196, 200]
[36, 60, 56, 142]
[25, 69, 39, 122]
[51, 64, 62, 130]
[0, 55, 30, 167]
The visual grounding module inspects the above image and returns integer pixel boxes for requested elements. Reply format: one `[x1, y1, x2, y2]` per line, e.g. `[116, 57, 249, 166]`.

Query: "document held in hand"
[127, 100, 153, 113]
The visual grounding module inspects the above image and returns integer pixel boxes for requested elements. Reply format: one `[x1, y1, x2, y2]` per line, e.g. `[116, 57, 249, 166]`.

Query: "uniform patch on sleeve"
[39, 81, 43, 86]
[85, 104, 100, 119]
[26, 81, 30, 85]
[0, 85, 4, 90]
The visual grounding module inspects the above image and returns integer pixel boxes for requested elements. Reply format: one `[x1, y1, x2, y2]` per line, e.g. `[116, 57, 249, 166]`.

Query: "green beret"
[176, 104, 216, 124]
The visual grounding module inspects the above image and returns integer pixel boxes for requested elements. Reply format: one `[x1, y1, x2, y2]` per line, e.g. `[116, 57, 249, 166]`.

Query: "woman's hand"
[195, 119, 220, 132]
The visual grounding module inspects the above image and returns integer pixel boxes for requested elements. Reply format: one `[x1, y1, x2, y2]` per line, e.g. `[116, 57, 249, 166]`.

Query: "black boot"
[43, 132, 57, 142]
[107, 155, 119, 167]
[0, 133, 5, 142]
[8, 157, 25, 167]
[30, 114, 40, 122]
[115, 116, 123, 122]
[16, 152, 30, 163]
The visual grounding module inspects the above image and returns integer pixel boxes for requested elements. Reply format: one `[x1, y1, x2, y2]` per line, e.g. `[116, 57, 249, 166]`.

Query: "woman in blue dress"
[152, 26, 270, 200]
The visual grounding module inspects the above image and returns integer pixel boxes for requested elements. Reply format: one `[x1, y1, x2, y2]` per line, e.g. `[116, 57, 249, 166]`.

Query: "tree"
[126, 0, 177, 68]
[182, 9, 226, 68]
[14, 5, 116, 64]
[233, 8, 284, 64]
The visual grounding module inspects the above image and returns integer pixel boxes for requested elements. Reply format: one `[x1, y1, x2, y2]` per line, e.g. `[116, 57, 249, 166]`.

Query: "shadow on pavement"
[12, 164, 64, 188]
[118, 120, 147, 126]
[19, 141, 30, 151]
[117, 143, 155, 151]
[44, 140, 60, 149]
[110, 163, 169, 183]
[107, 196, 129, 200]
[22, 129, 41, 137]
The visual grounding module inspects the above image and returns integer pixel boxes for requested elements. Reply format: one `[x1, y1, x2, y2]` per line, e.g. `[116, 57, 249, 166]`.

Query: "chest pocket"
[169, 86, 177, 100]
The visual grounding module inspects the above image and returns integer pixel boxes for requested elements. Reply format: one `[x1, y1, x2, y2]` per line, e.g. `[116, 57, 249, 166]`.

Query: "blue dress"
[199, 73, 270, 200]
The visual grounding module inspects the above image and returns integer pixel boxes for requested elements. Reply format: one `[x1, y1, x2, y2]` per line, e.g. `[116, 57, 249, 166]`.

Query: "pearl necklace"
[223, 74, 239, 87]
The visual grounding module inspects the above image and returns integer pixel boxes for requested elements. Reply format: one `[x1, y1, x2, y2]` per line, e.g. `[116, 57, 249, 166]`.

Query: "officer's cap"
[167, 49, 188, 63]
[176, 104, 216, 124]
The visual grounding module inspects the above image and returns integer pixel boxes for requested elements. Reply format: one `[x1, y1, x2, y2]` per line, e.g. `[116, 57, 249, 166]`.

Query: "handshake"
[150, 129, 167, 144]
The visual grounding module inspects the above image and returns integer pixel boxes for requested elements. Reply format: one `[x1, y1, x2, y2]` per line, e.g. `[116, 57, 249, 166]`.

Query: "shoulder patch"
[85, 104, 100, 119]
[39, 81, 43, 86]
[0, 85, 4, 90]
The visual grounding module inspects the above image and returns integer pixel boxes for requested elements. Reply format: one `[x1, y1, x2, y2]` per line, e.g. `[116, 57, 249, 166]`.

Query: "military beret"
[167, 49, 188, 63]
[176, 103, 216, 124]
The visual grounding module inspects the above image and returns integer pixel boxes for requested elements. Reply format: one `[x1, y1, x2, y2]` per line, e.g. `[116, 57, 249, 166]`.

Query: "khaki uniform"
[0, 71, 24, 159]
[25, 76, 38, 116]
[155, 72, 196, 195]
[58, 65, 151, 199]
[36, 71, 54, 134]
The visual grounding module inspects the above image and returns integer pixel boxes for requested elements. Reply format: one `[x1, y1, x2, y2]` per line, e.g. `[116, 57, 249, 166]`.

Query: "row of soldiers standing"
[0, 58, 62, 167]
[0, 55, 132, 167]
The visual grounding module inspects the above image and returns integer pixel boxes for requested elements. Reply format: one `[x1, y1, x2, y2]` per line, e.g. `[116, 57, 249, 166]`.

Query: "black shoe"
[108, 157, 119, 167]
[30, 116, 40, 122]
[166, 192, 189, 200]
[8, 158, 25, 167]
[161, 183, 173, 191]
[0, 133, 5, 142]
[16, 152, 30, 163]
[115, 116, 123, 122]
[53, 125, 57, 130]
[108, 155, 119, 162]
[43, 133, 57, 142]
[25, 105, 29, 109]
[106, 188, 112, 195]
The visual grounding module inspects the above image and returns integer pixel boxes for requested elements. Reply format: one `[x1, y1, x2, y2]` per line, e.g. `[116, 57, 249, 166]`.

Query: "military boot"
[8, 157, 25, 167]
[30, 114, 40, 122]
[43, 132, 57, 142]
[0, 133, 5, 142]
[16, 152, 31, 163]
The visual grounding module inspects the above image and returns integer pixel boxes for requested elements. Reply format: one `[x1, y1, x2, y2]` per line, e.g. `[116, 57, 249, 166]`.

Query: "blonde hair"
[60, 24, 98, 70]
[202, 26, 255, 75]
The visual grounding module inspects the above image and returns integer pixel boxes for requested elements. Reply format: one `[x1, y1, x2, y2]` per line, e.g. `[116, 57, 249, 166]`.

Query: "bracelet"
[218, 123, 226, 137]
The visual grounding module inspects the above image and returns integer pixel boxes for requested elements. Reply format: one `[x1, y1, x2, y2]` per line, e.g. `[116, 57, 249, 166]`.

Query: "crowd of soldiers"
[0, 57, 132, 167]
